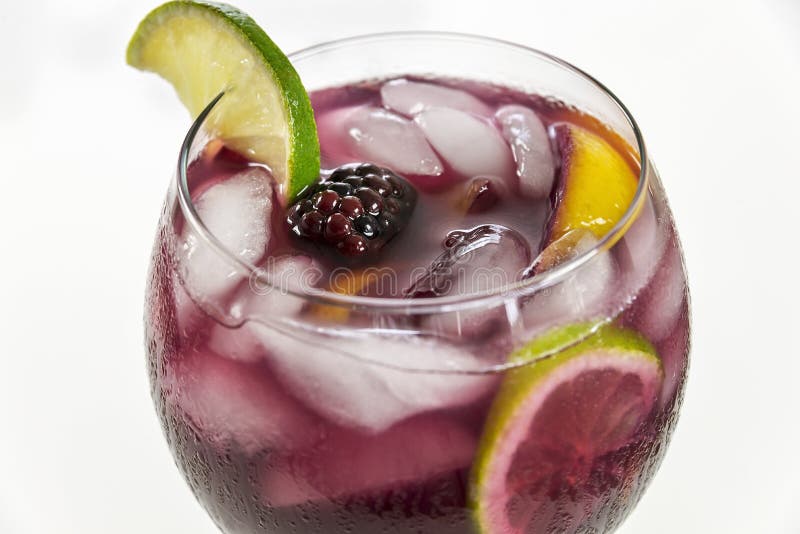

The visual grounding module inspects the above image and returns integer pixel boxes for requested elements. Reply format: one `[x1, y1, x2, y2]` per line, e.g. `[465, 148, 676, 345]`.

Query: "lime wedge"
[127, 1, 320, 200]
[469, 323, 662, 533]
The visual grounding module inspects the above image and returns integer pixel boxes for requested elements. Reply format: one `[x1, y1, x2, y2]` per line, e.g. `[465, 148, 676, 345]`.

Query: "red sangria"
[131, 3, 689, 533]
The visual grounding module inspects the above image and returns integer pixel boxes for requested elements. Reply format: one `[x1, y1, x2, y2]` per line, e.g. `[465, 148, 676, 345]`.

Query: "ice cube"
[260, 413, 476, 506]
[415, 107, 514, 179]
[636, 238, 687, 343]
[315, 107, 354, 168]
[166, 350, 323, 455]
[317, 105, 443, 176]
[495, 105, 556, 199]
[208, 255, 322, 363]
[173, 270, 204, 334]
[206, 322, 264, 364]
[406, 225, 531, 299]
[380, 79, 493, 118]
[521, 232, 617, 332]
[180, 168, 272, 299]
[249, 324, 497, 433]
[245, 254, 321, 317]
[405, 225, 532, 339]
[614, 196, 668, 305]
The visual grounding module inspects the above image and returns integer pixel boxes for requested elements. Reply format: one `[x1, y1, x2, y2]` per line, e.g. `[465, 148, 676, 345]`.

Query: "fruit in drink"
[470, 324, 662, 533]
[127, 0, 320, 199]
[545, 124, 639, 247]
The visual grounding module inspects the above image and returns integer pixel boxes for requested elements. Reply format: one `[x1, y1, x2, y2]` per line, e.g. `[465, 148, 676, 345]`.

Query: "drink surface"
[186, 77, 643, 297]
[145, 76, 690, 533]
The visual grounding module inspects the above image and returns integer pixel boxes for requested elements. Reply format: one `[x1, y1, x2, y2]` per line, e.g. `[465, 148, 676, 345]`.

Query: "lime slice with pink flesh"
[469, 324, 662, 533]
[126, 0, 320, 201]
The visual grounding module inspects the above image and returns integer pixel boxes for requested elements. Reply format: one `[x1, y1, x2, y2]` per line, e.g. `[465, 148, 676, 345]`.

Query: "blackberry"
[287, 163, 418, 258]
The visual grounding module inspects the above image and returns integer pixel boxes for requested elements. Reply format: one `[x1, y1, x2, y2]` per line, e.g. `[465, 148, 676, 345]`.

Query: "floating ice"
[167, 350, 322, 455]
[615, 196, 668, 306]
[521, 232, 617, 331]
[381, 79, 494, 118]
[180, 168, 272, 299]
[318, 106, 443, 176]
[206, 322, 263, 364]
[207, 255, 322, 363]
[246, 254, 321, 317]
[405, 225, 531, 339]
[406, 225, 531, 299]
[250, 324, 497, 433]
[636, 239, 687, 343]
[173, 271, 204, 334]
[415, 107, 514, 179]
[495, 105, 556, 199]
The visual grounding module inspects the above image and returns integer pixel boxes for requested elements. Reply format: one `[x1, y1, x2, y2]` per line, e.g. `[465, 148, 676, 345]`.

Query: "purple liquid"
[145, 77, 689, 533]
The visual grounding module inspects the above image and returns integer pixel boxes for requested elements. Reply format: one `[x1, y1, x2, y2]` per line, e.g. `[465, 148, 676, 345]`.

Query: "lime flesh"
[127, 1, 320, 200]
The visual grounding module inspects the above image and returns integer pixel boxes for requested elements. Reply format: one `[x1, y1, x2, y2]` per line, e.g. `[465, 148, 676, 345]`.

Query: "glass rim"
[176, 31, 649, 314]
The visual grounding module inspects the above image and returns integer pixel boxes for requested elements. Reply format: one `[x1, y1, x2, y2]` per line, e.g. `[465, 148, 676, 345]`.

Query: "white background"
[1, 0, 798, 532]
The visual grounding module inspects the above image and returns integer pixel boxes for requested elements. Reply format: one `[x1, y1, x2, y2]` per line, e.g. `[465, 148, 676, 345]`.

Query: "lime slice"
[127, 1, 320, 200]
[469, 323, 662, 533]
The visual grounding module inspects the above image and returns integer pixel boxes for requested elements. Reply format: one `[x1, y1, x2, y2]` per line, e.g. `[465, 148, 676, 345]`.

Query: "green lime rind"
[127, 0, 320, 201]
[468, 322, 662, 533]
[510, 322, 657, 366]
